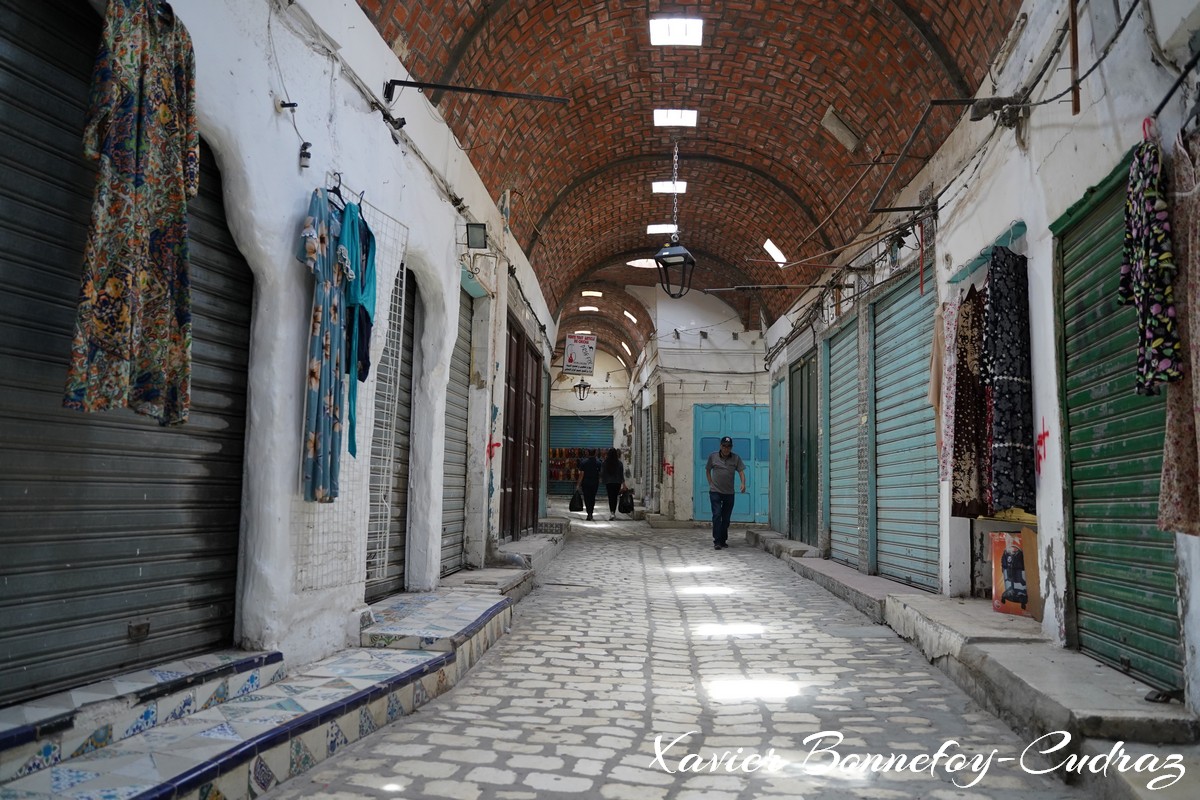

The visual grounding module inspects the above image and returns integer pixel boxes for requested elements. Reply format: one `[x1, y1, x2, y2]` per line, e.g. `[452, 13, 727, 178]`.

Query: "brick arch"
[362, 0, 1022, 325]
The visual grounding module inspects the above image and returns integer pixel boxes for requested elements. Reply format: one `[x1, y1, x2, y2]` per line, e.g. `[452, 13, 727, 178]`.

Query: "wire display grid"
[293, 184, 409, 593]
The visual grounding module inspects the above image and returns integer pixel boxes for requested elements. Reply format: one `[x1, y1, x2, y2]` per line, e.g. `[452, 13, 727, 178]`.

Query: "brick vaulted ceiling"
[359, 0, 1022, 354]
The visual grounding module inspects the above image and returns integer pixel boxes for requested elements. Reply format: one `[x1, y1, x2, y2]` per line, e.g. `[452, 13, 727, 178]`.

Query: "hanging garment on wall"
[298, 188, 354, 502]
[937, 298, 960, 482]
[1160, 128, 1200, 536]
[983, 246, 1036, 514]
[1120, 140, 1183, 395]
[340, 202, 377, 457]
[63, 0, 198, 425]
[951, 284, 988, 517]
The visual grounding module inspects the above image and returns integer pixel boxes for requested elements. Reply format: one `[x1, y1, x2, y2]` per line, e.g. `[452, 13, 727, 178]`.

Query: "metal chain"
[671, 141, 679, 238]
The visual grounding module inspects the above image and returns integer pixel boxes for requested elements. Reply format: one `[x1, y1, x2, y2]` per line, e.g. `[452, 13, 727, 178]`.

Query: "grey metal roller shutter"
[826, 321, 859, 567]
[0, 0, 251, 705]
[440, 288, 471, 576]
[872, 271, 939, 590]
[366, 270, 416, 602]
[1054, 160, 1183, 692]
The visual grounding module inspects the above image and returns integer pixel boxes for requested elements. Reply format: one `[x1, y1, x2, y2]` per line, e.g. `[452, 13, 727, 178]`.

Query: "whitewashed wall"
[130, 0, 553, 671]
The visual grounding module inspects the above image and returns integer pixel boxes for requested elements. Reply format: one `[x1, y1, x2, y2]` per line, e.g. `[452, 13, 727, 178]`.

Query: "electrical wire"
[266, 1, 308, 146]
[1015, 0, 1144, 110]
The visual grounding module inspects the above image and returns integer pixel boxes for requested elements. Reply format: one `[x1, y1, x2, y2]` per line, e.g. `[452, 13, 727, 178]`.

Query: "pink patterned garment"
[939, 298, 960, 481]
[1159, 130, 1200, 535]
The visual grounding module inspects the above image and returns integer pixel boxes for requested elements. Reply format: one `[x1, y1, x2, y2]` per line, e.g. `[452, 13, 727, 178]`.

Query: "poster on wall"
[563, 334, 597, 375]
[990, 528, 1042, 619]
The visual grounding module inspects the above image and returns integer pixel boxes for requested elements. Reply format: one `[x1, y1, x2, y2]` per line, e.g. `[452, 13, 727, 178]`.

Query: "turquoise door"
[693, 404, 769, 523]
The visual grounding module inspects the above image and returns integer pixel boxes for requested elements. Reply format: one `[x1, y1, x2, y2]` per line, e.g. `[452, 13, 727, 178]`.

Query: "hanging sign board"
[563, 334, 597, 375]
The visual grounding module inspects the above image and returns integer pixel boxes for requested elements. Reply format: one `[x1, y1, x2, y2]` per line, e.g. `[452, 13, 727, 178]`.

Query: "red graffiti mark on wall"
[487, 440, 502, 461]
[1035, 417, 1050, 476]
[662, 460, 674, 477]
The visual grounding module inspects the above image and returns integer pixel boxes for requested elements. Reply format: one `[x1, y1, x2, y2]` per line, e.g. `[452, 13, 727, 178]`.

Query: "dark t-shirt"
[577, 457, 602, 485]
[600, 459, 625, 485]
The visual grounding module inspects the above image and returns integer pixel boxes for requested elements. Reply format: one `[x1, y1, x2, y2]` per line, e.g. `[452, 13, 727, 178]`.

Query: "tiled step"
[0, 591, 513, 800]
[0, 650, 284, 786]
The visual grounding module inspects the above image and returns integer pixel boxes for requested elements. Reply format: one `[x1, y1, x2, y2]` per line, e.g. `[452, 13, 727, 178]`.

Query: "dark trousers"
[710, 491, 735, 544]
[581, 481, 599, 517]
[605, 483, 622, 513]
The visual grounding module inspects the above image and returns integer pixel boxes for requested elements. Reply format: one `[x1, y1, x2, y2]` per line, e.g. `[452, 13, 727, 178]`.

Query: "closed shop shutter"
[770, 377, 787, 533]
[872, 271, 939, 590]
[0, 0, 251, 705]
[440, 289, 471, 576]
[1055, 162, 1183, 691]
[366, 270, 417, 602]
[826, 321, 859, 567]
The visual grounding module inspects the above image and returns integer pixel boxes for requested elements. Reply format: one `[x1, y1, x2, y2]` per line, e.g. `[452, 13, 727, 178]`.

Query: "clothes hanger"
[327, 172, 346, 210]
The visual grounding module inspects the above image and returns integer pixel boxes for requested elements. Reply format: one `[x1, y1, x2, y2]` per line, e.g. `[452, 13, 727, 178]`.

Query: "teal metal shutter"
[548, 415, 614, 494]
[0, 0, 251, 706]
[1055, 162, 1183, 692]
[770, 378, 787, 532]
[872, 271, 939, 590]
[826, 322, 859, 567]
[366, 270, 417, 602]
[440, 289, 472, 576]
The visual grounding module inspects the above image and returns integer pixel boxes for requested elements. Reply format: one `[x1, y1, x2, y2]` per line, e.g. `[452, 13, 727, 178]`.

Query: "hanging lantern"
[574, 379, 591, 401]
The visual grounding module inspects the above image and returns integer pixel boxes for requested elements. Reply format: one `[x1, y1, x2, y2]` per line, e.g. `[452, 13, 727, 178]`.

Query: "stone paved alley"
[264, 522, 1089, 800]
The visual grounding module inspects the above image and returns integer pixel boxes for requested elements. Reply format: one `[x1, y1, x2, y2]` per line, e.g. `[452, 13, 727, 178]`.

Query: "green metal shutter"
[872, 271, 939, 590]
[827, 322, 859, 567]
[440, 289, 471, 576]
[366, 270, 416, 602]
[770, 377, 787, 533]
[1057, 168, 1183, 692]
[0, 0, 251, 705]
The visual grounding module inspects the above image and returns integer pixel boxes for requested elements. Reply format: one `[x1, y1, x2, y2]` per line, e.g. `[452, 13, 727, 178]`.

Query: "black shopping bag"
[618, 490, 634, 514]
[569, 490, 584, 512]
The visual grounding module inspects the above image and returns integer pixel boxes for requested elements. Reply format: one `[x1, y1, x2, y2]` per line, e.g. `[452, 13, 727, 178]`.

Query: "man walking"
[705, 436, 746, 550]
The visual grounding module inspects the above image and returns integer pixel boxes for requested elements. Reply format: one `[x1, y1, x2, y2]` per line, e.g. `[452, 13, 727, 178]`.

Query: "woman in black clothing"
[600, 448, 628, 521]
[574, 449, 603, 520]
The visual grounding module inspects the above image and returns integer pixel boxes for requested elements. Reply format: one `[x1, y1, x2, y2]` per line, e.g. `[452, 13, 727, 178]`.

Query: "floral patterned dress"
[1160, 129, 1200, 536]
[63, 0, 198, 425]
[1119, 140, 1183, 395]
[298, 190, 353, 502]
[952, 284, 988, 517]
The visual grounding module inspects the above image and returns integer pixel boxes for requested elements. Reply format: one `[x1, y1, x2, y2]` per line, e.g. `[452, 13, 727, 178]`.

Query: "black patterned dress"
[983, 247, 1036, 514]
[1119, 140, 1183, 395]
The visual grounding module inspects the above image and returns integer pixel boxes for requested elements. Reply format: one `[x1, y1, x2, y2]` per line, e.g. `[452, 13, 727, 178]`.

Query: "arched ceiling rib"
[364, 0, 1022, 331]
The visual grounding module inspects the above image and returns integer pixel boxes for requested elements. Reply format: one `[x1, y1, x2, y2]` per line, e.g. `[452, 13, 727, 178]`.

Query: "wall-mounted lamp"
[467, 223, 488, 249]
[574, 379, 591, 401]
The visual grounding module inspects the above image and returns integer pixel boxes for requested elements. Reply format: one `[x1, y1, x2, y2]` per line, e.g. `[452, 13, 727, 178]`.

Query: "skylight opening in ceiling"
[621, 341, 632, 356]
[652, 181, 687, 193]
[581, 290, 603, 297]
[647, 223, 678, 235]
[649, 18, 703, 46]
[574, 330, 592, 335]
[764, 239, 788, 266]
[624, 310, 638, 323]
[653, 109, 697, 127]
[627, 258, 658, 269]
[579, 305, 600, 312]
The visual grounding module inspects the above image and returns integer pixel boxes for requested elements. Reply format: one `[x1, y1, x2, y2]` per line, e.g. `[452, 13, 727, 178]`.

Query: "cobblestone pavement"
[264, 522, 1087, 799]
